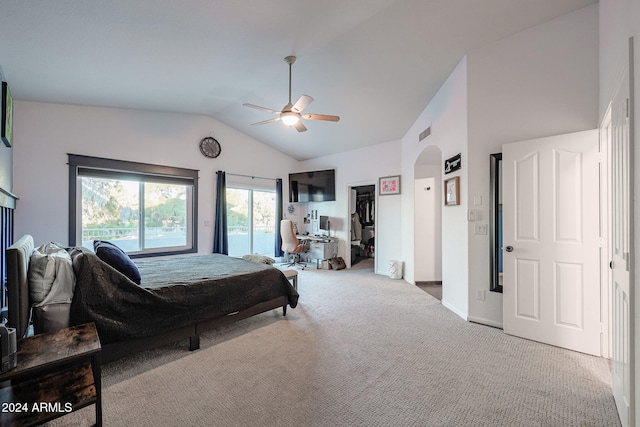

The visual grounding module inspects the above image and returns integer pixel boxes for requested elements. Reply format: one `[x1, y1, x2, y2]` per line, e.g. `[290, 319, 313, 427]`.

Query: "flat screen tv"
[289, 169, 336, 202]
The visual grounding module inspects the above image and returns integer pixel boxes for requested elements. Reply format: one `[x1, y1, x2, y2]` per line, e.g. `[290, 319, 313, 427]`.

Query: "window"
[69, 154, 198, 257]
[226, 187, 276, 257]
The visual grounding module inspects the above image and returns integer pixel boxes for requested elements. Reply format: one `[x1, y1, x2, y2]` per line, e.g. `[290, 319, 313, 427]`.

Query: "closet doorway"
[349, 184, 376, 270]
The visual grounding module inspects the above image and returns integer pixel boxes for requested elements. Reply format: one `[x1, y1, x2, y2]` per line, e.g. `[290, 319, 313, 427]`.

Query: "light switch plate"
[475, 223, 488, 235]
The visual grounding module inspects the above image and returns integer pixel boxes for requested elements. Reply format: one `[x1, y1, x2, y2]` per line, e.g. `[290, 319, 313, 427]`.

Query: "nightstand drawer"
[0, 323, 102, 427]
[0, 362, 96, 427]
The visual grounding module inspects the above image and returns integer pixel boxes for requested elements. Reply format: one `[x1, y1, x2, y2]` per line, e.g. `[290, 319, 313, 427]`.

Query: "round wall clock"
[199, 137, 221, 158]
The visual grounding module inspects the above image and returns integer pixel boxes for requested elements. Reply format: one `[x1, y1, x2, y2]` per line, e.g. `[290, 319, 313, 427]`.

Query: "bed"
[6, 235, 299, 363]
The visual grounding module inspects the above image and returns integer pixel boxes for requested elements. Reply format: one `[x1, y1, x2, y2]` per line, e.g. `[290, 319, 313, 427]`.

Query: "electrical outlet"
[476, 290, 486, 301]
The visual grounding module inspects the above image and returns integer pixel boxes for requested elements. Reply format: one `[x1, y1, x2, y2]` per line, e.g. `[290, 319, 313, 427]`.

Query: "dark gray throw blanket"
[69, 248, 298, 344]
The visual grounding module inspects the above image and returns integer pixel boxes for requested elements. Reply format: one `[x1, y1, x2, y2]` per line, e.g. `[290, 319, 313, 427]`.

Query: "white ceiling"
[0, 0, 596, 160]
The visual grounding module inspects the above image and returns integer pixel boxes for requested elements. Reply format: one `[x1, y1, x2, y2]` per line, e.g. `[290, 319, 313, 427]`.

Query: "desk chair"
[280, 219, 310, 269]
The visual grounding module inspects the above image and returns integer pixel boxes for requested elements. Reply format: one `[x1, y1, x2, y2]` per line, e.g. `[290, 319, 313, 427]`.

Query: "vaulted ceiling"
[0, 0, 596, 160]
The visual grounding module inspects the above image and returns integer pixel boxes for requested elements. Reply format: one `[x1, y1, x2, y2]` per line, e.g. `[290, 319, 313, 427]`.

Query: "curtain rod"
[225, 172, 279, 181]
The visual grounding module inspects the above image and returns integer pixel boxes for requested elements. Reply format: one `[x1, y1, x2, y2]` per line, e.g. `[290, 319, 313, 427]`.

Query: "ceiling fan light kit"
[243, 55, 340, 133]
[280, 111, 300, 126]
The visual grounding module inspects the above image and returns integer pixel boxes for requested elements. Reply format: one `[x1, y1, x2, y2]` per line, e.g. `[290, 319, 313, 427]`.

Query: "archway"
[414, 145, 442, 298]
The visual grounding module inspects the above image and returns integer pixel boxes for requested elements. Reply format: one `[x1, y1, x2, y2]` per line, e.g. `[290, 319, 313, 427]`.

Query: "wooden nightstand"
[0, 323, 102, 426]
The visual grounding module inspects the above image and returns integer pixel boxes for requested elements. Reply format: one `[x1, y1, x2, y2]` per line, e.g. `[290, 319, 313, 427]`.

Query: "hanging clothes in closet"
[356, 193, 374, 226]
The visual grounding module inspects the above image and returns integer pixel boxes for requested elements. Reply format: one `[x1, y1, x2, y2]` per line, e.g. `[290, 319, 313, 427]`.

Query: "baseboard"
[467, 315, 503, 330]
[441, 299, 467, 321]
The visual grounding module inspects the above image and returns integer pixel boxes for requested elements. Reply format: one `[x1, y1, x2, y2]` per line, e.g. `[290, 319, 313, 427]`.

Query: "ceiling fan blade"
[291, 95, 314, 113]
[251, 117, 281, 126]
[243, 103, 280, 114]
[294, 121, 307, 132]
[302, 113, 340, 122]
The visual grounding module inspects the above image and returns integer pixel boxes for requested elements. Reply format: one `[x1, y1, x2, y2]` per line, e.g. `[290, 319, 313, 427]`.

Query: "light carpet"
[49, 265, 620, 426]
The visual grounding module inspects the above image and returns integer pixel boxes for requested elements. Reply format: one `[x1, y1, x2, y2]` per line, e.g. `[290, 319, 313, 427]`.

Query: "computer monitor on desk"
[319, 215, 330, 236]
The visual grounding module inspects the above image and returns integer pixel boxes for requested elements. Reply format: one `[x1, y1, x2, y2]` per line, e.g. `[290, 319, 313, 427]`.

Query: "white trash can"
[389, 259, 403, 279]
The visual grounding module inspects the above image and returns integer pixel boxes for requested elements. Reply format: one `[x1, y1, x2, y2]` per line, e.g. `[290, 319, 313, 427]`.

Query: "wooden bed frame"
[100, 297, 288, 363]
[6, 235, 289, 363]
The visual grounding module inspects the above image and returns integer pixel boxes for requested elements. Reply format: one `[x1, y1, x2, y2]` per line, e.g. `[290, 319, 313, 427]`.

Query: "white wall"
[599, 0, 640, 419]
[397, 5, 598, 323]
[414, 175, 441, 282]
[465, 4, 599, 327]
[401, 57, 469, 319]
[295, 139, 402, 274]
[12, 101, 298, 249]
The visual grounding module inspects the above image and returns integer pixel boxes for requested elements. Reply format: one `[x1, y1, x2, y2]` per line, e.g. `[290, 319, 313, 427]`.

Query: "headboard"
[6, 234, 34, 339]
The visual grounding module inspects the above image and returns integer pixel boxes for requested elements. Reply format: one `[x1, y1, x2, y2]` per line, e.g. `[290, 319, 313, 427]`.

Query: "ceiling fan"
[243, 56, 340, 132]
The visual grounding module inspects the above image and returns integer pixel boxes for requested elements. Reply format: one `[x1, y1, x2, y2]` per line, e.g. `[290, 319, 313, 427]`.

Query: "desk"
[0, 323, 102, 427]
[298, 236, 338, 268]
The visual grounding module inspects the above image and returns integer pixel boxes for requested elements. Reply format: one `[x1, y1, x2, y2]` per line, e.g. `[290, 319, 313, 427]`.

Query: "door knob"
[505, 246, 514, 252]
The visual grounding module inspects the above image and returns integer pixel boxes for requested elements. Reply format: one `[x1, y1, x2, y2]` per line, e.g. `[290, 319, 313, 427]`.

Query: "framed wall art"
[379, 175, 401, 195]
[444, 153, 462, 174]
[1, 82, 13, 147]
[444, 176, 460, 206]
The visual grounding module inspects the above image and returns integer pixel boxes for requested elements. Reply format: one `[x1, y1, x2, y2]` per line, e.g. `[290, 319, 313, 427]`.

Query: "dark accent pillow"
[93, 240, 141, 284]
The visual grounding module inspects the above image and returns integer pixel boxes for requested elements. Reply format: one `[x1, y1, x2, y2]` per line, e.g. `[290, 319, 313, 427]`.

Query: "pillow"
[32, 303, 71, 334]
[93, 240, 141, 284]
[28, 247, 57, 304]
[241, 254, 276, 265]
[28, 243, 76, 305]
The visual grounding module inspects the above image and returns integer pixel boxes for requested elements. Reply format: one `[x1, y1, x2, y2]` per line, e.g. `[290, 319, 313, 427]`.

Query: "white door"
[502, 130, 601, 356]
[610, 46, 634, 427]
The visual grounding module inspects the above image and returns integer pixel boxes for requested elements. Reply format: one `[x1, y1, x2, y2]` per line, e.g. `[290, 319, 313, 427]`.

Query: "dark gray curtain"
[213, 171, 228, 254]
[274, 178, 284, 257]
